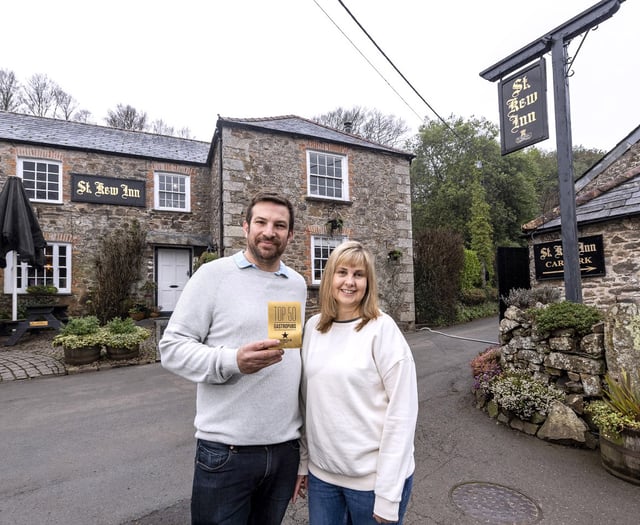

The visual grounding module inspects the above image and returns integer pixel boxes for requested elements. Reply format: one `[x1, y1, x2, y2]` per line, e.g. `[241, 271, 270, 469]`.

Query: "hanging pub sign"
[533, 235, 605, 281]
[71, 173, 146, 207]
[498, 58, 549, 155]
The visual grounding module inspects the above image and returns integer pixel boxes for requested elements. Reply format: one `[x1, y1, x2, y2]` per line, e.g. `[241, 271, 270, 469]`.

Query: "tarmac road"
[1, 316, 639, 524]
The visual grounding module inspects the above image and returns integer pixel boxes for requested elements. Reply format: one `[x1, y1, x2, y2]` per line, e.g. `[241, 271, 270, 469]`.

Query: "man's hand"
[237, 339, 283, 374]
[291, 475, 307, 503]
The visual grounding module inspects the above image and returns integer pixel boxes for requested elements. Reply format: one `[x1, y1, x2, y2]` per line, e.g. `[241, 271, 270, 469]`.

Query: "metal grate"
[450, 481, 541, 524]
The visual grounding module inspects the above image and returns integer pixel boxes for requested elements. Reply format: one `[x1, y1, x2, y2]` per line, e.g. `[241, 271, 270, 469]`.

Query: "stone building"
[0, 112, 415, 328]
[522, 125, 640, 308]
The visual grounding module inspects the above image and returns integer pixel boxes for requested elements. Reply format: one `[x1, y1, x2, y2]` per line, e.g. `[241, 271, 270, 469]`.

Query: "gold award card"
[268, 301, 302, 349]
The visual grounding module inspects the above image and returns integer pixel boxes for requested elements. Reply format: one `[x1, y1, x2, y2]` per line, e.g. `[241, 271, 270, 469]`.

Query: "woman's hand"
[291, 474, 307, 503]
[373, 513, 394, 524]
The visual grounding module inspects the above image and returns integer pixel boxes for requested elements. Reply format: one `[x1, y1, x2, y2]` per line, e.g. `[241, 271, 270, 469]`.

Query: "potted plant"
[25, 284, 58, 306]
[387, 248, 403, 261]
[101, 316, 151, 360]
[128, 302, 149, 321]
[52, 315, 102, 365]
[326, 218, 344, 236]
[585, 369, 640, 485]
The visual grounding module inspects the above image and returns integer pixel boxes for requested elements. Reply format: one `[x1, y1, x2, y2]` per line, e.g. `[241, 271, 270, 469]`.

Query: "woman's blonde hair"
[316, 241, 380, 333]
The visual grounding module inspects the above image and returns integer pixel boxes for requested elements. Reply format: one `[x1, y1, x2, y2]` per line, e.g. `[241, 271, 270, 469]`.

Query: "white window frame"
[4, 243, 72, 294]
[307, 150, 349, 201]
[18, 158, 63, 203]
[311, 235, 346, 285]
[154, 172, 191, 212]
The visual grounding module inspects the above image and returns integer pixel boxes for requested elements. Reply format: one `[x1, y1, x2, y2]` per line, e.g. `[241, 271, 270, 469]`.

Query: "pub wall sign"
[533, 235, 605, 281]
[71, 174, 146, 207]
[498, 58, 549, 155]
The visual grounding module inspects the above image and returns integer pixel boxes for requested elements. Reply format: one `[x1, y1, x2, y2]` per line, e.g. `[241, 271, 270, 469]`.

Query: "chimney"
[343, 121, 353, 133]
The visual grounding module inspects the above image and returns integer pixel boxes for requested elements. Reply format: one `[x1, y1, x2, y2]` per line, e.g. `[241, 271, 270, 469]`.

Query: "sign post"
[480, 0, 625, 303]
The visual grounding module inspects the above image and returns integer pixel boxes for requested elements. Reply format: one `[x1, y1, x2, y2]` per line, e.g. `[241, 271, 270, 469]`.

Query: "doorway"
[156, 248, 191, 313]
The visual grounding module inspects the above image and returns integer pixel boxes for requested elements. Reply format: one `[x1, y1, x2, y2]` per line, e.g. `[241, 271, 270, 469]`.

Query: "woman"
[295, 241, 418, 524]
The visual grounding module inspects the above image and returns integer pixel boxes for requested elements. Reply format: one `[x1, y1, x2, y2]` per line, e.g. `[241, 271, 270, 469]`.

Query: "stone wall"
[528, 217, 640, 309]
[215, 125, 416, 328]
[488, 303, 640, 448]
[0, 143, 213, 315]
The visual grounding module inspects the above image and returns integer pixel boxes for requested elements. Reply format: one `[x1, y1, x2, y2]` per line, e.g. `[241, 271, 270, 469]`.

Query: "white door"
[157, 248, 191, 313]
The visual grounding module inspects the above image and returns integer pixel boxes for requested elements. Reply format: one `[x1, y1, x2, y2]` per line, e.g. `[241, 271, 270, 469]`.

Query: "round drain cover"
[450, 482, 541, 524]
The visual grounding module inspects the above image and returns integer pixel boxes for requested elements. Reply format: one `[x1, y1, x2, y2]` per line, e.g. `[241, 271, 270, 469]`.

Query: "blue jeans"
[307, 472, 413, 525]
[191, 439, 300, 525]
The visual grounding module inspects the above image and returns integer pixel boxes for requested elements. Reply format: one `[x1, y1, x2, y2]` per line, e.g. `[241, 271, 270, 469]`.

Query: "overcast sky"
[3, 0, 637, 151]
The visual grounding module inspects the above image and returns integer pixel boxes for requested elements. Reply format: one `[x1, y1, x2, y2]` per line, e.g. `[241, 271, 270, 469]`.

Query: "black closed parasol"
[0, 176, 47, 320]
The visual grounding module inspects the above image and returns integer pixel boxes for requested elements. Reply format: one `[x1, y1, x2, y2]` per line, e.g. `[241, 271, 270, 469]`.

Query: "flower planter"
[63, 345, 101, 366]
[600, 430, 640, 485]
[106, 345, 140, 361]
[129, 312, 146, 321]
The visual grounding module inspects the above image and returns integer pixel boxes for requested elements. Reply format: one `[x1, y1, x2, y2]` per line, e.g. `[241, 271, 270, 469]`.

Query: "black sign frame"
[533, 235, 605, 281]
[71, 173, 146, 207]
[498, 58, 549, 155]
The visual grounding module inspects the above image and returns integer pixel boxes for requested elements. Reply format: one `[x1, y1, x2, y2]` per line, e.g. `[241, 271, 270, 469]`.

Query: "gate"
[496, 247, 530, 320]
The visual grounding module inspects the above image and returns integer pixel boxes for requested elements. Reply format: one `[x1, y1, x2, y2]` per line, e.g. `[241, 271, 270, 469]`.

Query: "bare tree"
[53, 87, 79, 120]
[72, 109, 93, 123]
[21, 73, 58, 117]
[0, 69, 22, 112]
[176, 126, 194, 139]
[312, 106, 410, 148]
[105, 104, 148, 131]
[150, 118, 174, 136]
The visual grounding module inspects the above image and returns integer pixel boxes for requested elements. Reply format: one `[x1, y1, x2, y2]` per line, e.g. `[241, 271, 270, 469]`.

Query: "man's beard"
[248, 236, 285, 265]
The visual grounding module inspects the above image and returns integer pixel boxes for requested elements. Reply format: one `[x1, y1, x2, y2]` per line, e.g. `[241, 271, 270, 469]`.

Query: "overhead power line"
[330, 0, 462, 139]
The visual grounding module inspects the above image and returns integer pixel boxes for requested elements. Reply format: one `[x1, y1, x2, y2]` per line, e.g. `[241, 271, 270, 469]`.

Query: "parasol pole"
[12, 251, 17, 321]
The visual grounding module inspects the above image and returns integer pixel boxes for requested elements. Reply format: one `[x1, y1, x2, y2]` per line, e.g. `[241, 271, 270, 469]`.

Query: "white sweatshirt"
[299, 313, 418, 522]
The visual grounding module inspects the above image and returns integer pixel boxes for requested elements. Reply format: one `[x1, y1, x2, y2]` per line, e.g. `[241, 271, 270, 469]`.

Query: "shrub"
[489, 371, 564, 420]
[99, 317, 151, 350]
[530, 300, 602, 336]
[460, 288, 487, 306]
[471, 346, 502, 395]
[501, 286, 561, 309]
[52, 315, 102, 349]
[460, 249, 482, 290]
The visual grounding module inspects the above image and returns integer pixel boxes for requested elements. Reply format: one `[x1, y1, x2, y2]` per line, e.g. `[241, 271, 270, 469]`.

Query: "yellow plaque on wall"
[268, 301, 302, 349]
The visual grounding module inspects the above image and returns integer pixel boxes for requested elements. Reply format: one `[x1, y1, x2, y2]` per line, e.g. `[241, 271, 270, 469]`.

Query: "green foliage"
[58, 315, 100, 336]
[468, 181, 494, 283]
[413, 228, 464, 325]
[603, 370, 640, 422]
[456, 301, 498, 324]
[26, 285, 58, 295]
[530, 301, 602, 336]
[460, 288, 487, 306]
[89, 220, 147, 323]
[460, 249, 482, 290]
[585, 400, 640, 440]
[193, 251, 219, 272]
[489, 371, 564, 421]
[501, 286, 561, 309]
[52, 315, 102, 349]
[99, 317, 150, 349]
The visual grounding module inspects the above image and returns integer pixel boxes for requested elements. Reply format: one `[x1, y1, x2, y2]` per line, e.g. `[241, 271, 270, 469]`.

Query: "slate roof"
[216, 115, 414, 159]
[0, 111, 211, 164]
[523, 125, 640, 233]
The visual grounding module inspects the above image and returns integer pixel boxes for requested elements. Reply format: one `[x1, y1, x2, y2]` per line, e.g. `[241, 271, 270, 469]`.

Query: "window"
[4, 243, 71, 294]
[154, 172, 190, 211]
[19, 158, 62, 203]
[311, 236, 345, 284]
[307, 151, 348, 200]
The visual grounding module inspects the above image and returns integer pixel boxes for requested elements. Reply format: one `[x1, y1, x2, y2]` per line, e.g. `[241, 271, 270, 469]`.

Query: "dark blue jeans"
[307, 472, 413, 525]
[191, 439, 300, 525]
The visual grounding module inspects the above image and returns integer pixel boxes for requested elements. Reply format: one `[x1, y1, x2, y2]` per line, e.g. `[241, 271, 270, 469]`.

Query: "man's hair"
[245, 193, 295, 233]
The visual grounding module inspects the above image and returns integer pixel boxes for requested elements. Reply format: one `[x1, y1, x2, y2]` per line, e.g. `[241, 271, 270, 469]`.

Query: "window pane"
[308, 152, 346, 199]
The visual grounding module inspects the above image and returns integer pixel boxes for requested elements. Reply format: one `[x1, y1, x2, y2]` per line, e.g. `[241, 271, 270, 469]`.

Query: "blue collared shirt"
[233, 250, 290, 278]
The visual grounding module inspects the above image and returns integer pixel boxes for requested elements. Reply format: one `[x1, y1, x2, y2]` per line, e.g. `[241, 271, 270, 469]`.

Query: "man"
[160, 192, 307, 525]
